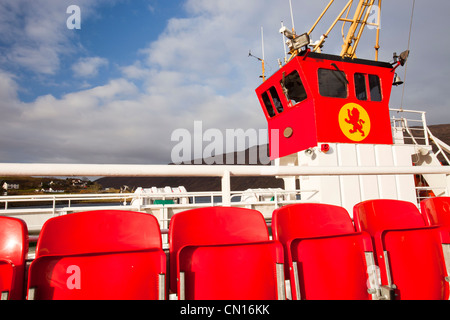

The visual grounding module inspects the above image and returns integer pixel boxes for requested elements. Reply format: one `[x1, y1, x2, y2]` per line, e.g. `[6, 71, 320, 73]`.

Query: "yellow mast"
[308, 0, 381, 60]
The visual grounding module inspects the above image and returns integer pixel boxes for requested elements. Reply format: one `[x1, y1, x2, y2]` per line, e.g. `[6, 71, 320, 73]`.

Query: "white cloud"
[0, 0, 109, 75]
[72, 57, 109, 78]
[120, 61, 151, 80]
[0, 0, 72, 74]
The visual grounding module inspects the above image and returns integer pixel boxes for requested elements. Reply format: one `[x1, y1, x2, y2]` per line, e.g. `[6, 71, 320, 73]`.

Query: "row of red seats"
[0, 197, 449, 300]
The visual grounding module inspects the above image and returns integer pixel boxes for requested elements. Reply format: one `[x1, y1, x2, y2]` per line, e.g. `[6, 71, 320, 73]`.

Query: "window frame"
[261, 86, 284, 118]
[261, 91, 276, 118]
[281, 70, 308, 106]
[352, 73, 383, 102]
[368, 74, 382, 102]
[269, 87, 283, 114]
[354, 73, 368, 101]
[318, 68, 349, 99]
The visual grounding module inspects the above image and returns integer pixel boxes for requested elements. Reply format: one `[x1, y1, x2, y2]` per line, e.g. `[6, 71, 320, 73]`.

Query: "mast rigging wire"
[400, 0, 416, 111]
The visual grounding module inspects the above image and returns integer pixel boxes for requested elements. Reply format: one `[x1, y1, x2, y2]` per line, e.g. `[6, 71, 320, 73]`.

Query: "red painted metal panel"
[255, 52, 395, 159]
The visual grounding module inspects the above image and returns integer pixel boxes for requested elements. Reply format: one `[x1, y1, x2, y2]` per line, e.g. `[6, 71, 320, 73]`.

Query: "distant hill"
[175, 144, 271, 166]
[95, 176, 285, 192]
[407, 124, 450, 163]
[96, 144, 285, 191]
[428, 124, 450, 146]
[95, 124, 450, 192]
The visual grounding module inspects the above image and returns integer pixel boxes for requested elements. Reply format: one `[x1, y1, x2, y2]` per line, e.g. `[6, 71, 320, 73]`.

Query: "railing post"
[422, 111, 429, 145]
[446, 174, 450, 197]
[221, 170, 231, 206]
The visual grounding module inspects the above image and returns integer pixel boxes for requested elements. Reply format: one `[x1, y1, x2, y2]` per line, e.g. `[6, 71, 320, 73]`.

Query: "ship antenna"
[289, 0, 296, 33]
[261, 26, 265, 63]
[400, 0, 416, 111]
[248, 27, 266, 82]
[261, 26, 266, 82]
[281, 21, 288, 65]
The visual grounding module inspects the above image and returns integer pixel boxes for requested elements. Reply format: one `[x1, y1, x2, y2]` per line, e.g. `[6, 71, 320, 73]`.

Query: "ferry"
[1, 0, 450, 301]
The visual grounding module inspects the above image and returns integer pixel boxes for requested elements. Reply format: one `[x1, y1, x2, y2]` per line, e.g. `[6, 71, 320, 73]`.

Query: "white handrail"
[427, 128, 450, 165]
[0, 163, 449, 177]
[1, 163, 449, 207]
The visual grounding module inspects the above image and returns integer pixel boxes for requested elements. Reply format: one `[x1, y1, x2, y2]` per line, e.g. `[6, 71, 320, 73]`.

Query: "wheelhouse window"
[368, 74, 382, 101]
[261, 91, 276, 117]
[281, 70, 307, 105]
[269, 87, 283, 113]
[261, 87, 283, 118]
[354, 73, 367, 101]
[353, 73, 382, 102]
[318, 68, 348, 98]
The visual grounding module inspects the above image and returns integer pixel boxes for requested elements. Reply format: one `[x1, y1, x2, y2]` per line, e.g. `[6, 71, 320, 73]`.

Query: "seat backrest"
[354, 199, 449, 299]
[353, 199, 426, 235]
[272, 204, 371, 300]
[169, 206, 269, 247]
[168, 207, 269, 293]
[421, 197, 450, 228]
[28, 250, 166, 300]
[36, 210, 162, 257]
[0, 217, 28, 300]
[272, 203, 356, 243]
[0, 261, 14, 299]
[179, 242, 284, 300]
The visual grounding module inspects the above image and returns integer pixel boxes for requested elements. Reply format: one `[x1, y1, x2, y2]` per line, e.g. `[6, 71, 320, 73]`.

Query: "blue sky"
[1, 0, 449, 165]
[12, 1, 187, 102]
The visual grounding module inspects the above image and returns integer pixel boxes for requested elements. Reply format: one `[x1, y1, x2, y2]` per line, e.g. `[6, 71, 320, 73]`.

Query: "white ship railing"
[390, 108, 429, 145]
[390, 107, 450, 165]
[0, 188, 312, 218]
[0, 163, 449, 253]
[0, 163, 449, 205]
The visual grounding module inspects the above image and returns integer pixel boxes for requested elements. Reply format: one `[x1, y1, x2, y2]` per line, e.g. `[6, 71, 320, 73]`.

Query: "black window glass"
[281, 70, 307, 105]
[369, 74, 382, 101]
[269, 87, 283, 113]
[318, 68, 348, 98]
[261, 91, 275, 117]
[354, 73, 367, 100]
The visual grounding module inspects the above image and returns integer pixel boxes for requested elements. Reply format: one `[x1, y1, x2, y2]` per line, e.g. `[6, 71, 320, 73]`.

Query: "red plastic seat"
[354, 199, 449, 300]
[168, 207, 285, 300]
[0, 217, 28, 300]
[421, 197, 450, 230]
[421, 197, 450, 288]
[272, 203, 374, 300]
[27, 210, 166, 300]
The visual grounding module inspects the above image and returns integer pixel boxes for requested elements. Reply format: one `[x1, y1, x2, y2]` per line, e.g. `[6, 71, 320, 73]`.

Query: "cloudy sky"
[0, 0, 448, 165]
